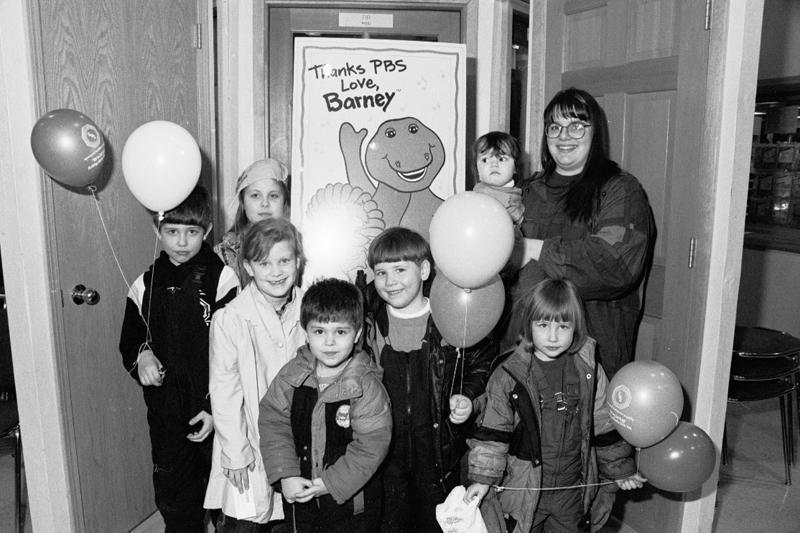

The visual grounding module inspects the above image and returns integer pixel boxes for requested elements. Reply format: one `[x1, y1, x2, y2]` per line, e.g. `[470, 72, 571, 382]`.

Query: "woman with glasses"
[502, 87, 655, 529]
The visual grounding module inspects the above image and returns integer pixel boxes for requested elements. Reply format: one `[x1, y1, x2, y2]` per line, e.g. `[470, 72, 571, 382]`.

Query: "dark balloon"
[430, 272, 504, 348]
[638, 421, 717, 493]
[30, 109, 106, 187]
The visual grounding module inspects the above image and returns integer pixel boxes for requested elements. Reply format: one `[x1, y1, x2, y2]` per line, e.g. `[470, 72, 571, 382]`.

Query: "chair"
[724, 326, 800, 485]
[0, 394, 22, 533]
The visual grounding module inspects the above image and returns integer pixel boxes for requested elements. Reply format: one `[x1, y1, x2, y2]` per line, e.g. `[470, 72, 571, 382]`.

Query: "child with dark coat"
[364, 227, 498, 533]
[119, 186, 239, 532]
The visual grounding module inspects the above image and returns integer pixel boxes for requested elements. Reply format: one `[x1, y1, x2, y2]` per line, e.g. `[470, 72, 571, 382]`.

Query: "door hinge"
[688, 237, 697, 269]
[194, 23, 202, 49]
[704, 0, 712, 30]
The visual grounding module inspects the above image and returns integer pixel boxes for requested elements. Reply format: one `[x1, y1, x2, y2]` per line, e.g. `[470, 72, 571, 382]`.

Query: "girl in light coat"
[205, 218, 306, 531]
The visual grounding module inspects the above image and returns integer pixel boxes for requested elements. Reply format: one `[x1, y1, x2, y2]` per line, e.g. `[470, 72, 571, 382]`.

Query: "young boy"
[119, 185, 239, 531]
[365, 227, 497, 533]
[259, 278, 392, 533]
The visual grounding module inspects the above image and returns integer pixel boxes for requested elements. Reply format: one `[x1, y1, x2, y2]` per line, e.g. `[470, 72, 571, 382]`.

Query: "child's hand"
[449, 394, 473, 424]
[281, 476, 313, 503]
[224, 463, 255, 493]
[186, 411, 213, 442]
[615, 473, 647, 490]
[137, 350, 164, 386]
[296, 477, 329, 500]
[463, 483, 490, 504]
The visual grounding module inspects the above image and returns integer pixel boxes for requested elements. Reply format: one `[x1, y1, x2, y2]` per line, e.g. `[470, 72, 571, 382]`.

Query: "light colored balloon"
[429, 191, 514, 289]
[122, 120, 201, 212]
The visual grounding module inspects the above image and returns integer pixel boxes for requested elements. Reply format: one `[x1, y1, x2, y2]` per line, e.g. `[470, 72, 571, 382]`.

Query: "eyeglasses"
[545, 122, 590, 139]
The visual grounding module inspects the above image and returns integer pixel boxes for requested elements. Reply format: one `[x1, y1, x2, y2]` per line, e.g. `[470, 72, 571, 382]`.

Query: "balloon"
[605, 361, 684, 448]
[30, 109, 106, 187]
[430, 272, 505, 348]
[429, 191, 514, 289]
[122, 120, 201, 212]
[638, 421, 717, 492]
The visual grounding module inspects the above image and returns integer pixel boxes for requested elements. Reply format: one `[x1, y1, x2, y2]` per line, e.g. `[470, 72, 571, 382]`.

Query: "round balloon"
[429, 191, 514, 289]
[638, 421, 717, 492]
[430, 272, 505, 348]
[121, 120, 201, 212]
[30, 109, 106, 187]
[605, 361, 684, 448]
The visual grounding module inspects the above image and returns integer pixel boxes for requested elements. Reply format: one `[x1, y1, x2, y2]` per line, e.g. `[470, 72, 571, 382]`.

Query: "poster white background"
[290, 38, 466, 283]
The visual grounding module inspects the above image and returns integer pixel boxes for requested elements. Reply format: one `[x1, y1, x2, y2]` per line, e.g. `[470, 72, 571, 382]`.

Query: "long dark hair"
[540, 87, 620, 222]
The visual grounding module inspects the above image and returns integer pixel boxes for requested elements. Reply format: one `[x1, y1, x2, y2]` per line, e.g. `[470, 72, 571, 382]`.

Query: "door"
[266, 5, 462, 169]
[533, 1, 711, 531]
[30, 1, 211, 530]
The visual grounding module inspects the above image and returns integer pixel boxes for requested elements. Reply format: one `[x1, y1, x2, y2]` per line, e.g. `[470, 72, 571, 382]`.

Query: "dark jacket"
[467, 338, 635, 533]
[118, 243, 239, 419]
[366, 303, 498, 484]
[511, 170, 655, 377]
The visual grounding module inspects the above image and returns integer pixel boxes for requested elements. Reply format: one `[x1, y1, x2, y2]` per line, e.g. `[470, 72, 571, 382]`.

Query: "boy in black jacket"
[119, 186, 238, 532]
[364, 227, 497, 533]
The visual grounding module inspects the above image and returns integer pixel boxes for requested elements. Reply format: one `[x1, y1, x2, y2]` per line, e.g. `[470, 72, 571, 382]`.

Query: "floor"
[1, 399, 798, 532]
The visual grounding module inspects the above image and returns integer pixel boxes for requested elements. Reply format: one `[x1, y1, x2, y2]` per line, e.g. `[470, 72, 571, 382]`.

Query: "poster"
[290, 37, 466, 283]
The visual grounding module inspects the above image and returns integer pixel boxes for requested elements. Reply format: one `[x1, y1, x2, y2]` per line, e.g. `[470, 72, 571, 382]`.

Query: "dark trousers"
[152, 437, 213, 533]
[379, 457, 454, 533]
[283, 498, 380, 533]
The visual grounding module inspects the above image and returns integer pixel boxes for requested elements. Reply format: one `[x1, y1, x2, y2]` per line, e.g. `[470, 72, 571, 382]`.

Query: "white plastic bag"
[435, 485, 488, 533]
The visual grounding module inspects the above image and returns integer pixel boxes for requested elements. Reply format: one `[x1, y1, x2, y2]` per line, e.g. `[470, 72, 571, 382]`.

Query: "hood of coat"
[283, 345, 380, 401]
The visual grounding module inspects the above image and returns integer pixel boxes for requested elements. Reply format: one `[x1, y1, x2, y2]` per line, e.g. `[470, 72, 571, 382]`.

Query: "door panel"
[33, 1, 207, 530]
[539, 1, 710, 530]
[267, 6, 462, 169]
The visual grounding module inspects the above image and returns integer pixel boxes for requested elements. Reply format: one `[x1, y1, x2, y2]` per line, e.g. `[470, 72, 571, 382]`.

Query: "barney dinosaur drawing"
[338, 116, 445, 238]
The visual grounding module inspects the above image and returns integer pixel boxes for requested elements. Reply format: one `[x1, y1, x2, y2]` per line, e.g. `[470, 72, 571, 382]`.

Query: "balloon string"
[143, 232, 160, 350]
[493, 480, 617, 492]
[89, 186, 131, 289]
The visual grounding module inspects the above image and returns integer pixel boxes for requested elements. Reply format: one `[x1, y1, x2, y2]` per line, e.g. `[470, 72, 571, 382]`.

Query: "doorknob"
[72, 284, 100, 305]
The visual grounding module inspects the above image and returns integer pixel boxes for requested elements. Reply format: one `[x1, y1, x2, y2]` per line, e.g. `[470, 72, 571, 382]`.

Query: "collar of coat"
[499, 337, 597, 384]
[282, 345, 380, 401]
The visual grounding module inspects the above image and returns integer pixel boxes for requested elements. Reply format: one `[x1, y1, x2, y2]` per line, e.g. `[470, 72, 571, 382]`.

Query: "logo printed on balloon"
[604, 360, 684, 448]
[611, 385, 632, 410]
[30, 108, 107, 187]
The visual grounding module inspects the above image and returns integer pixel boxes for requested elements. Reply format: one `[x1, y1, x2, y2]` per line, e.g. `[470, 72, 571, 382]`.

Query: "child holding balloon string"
[215, 158, 291, 283]
[363, 226, 498, 533]
[204, 217, 307, 532]
[464, 278, 645, 533]
[118, 185, 240, 532]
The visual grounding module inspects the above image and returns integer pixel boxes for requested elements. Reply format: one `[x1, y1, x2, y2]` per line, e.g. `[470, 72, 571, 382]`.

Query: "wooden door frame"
[527, 1, 762, 531]
[0, 1, 78, 530]
[215, 0, 523, 229]
[0, 1, 216, 530]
